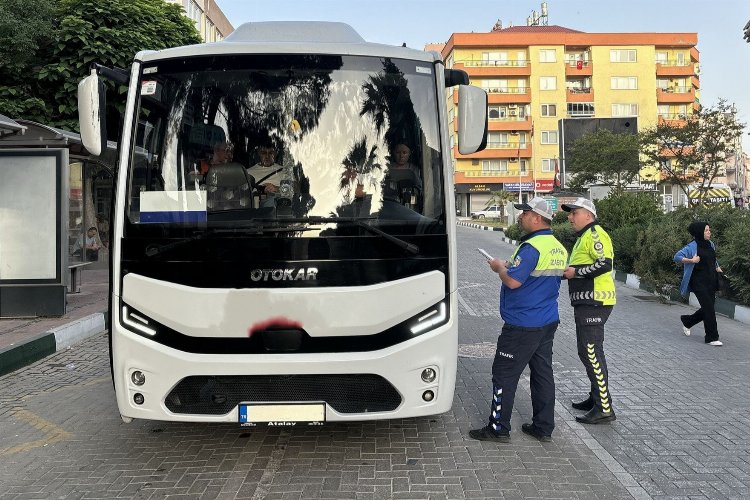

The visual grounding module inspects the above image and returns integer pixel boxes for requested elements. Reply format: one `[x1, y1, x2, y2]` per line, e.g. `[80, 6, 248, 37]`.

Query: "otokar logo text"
[250, 268, 318, 282]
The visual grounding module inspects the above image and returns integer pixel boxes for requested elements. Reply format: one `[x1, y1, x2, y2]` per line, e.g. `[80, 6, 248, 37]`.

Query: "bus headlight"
[131, 370, 146, 386]
[421, 368, 437, 383]
[410, 302, 448, 335]
[122, 305, 157, 336]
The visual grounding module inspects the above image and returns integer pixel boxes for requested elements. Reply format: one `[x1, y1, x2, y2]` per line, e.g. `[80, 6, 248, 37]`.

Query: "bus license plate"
[238, 403, 325, 427]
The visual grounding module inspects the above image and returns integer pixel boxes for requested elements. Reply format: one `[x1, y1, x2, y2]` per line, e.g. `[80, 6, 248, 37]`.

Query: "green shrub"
[551, 222, 576, 253]
[634, 213, 688, 296]
[596, 191, 662, 232]
[504, 223, 523, 241]
[717, 214, 750, 306]
[609, 224, 641, 274]
[552, 210, 569, 225]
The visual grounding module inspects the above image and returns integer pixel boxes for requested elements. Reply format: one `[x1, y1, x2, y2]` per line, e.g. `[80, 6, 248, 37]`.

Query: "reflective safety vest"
[568, 224, 616, 306]
[511, 234, 568, 278]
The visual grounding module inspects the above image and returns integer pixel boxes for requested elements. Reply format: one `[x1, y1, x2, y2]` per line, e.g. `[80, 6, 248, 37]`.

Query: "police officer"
[470, 197, 568, 442]
[561, 197, 617, 424]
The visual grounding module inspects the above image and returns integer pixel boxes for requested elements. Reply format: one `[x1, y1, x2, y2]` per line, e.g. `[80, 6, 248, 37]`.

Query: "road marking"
[456, 291, 478, 317]
[0, 408, 72, 456]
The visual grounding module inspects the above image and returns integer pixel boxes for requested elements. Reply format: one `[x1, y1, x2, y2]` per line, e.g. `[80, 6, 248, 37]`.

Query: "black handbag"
[717, 273, 731, 297]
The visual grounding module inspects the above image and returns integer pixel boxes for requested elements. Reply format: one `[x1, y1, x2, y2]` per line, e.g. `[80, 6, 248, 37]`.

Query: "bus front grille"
[164, 374, 402, 415]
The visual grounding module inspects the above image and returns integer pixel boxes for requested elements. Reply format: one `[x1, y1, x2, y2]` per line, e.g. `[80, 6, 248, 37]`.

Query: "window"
[488, 105, 503, 119]
[483, 79, 508, 92]
[655, 52, 668, 63]
[541, 158, 556, 173]
[483, 52, 508, 66]
[539, 76, 557, 90]
[482, 160, 508, 172]
[539, 49, 556, 63]
[448, 108, 454, 123]
[567, 103, 595, 116]
[541, 131, 558, 144]
[611, 77, 638, 90]
[610, 49, 636, 62]
[487, 132, 508, 147]
[541, 104, 557, 117]
[612, 104, 638, 117]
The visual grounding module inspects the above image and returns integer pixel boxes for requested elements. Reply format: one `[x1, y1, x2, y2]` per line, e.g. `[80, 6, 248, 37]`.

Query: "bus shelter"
[0, 116, 116, 317]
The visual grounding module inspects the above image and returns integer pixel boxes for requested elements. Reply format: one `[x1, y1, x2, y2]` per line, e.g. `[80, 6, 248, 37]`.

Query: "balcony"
[656, 60, 696, 77]
[565, 60, 593, 76]
[658, 113, 690, 125]
[455, 170, 534, 184]
[566, 87, 594, 102]
[486, 87, 531, 104]
[453, 116, 531, 133]
[454, 60, 531, 76]
[487, 117, 532, 132]
[453, 144, 532, 160]
[656, 87, 695, 103]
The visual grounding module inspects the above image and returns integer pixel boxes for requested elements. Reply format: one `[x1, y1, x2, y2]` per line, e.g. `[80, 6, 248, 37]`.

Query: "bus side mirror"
[457, 85, 488, 154]
[78, 71, 107, 156]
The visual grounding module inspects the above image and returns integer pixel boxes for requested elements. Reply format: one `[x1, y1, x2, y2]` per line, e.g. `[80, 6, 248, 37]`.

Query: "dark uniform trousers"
[574, 305, 613, 413]
[489, 321, 558, 436]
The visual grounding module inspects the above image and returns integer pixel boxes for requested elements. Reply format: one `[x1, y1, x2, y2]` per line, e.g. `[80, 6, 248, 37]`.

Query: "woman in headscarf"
[673, 221, 724, 346]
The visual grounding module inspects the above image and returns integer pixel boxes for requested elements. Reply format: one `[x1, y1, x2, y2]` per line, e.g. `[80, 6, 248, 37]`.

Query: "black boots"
[575, 407, 616, 424]
[469, 425, 510, 442]
[521, 423, 552, 442]
[571, 394, 594, 411]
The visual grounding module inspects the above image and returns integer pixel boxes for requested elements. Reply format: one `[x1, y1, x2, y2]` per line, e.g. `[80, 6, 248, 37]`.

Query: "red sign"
[576, 60, 583, 70]
[535, 179, 554, 192]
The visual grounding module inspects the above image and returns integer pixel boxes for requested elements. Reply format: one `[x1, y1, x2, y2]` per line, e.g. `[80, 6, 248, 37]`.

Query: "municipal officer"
[470, 197, 568, 443]
[561, 197, 617, 424]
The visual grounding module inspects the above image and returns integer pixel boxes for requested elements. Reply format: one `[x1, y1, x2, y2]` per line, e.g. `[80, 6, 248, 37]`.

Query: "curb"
[459, 221, 750, 327]
[0, 311, 107, 377]
[457, 220, 505, 232]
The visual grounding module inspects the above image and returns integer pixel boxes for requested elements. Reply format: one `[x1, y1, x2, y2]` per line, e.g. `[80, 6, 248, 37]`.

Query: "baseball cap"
[561, 197, 597, 217]
[513, 196, 554, 221]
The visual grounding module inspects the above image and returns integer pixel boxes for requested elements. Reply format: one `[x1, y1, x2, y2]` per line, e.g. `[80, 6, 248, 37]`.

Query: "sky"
[218, 0, 750, 150]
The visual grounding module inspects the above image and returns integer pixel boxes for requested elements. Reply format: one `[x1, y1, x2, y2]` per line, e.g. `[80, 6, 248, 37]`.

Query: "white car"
[471, 205, 503, 219]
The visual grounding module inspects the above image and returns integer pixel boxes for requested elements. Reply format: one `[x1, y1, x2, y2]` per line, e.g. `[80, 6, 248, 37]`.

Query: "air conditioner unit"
[509, 110, 518, 116]
[509, 105, 518, 110]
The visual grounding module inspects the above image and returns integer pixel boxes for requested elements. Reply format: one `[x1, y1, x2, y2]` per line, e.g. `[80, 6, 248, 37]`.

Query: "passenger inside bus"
[205, 141, 254, 211]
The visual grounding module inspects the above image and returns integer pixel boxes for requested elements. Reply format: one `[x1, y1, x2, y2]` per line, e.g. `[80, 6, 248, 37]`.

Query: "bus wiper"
[144, 224, 316, 257]
[281, 216, 420, 255]
[145, 231, 209, 257]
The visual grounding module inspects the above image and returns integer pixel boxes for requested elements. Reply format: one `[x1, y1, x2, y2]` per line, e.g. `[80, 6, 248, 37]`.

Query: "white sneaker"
[708, 340, 723, 346]
[682, 326, 691, 336]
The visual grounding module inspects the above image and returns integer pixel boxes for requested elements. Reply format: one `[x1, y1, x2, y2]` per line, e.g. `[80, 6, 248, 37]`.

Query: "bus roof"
[138, 21, 440, 64]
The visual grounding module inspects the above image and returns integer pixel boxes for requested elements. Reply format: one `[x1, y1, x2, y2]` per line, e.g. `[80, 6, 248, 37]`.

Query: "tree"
[640, 99, 745, 207]
[565, 129, 640, 191]
[0, 0, 57, 122]
[1, 0, 201, 130]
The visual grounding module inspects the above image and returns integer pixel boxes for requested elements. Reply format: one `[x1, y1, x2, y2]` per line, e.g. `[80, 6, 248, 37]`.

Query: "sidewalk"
[0, 267, 108, 376]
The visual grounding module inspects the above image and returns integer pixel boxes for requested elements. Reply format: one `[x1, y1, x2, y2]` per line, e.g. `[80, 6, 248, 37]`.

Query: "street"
[1, 225, 749, 499]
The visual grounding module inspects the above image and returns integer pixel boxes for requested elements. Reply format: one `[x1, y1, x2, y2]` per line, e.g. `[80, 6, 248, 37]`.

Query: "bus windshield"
[127, 54, 445, 237]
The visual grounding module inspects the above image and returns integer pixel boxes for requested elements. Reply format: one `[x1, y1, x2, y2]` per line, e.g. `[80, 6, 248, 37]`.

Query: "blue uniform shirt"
[499, 229, 562, 328]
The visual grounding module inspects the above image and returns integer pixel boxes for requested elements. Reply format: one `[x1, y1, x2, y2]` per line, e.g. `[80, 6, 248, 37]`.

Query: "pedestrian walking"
[673, 221, 724, 346]
[470, 197, 568, 443]
[561, 197, 617, 425]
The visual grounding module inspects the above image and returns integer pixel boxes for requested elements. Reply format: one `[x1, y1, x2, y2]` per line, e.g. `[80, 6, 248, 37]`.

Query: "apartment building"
[440, 25, 700, 213]
[165, 0, 234, 42]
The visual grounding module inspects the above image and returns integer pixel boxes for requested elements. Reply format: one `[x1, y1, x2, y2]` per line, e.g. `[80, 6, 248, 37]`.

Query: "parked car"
[471, 205, 503, 219]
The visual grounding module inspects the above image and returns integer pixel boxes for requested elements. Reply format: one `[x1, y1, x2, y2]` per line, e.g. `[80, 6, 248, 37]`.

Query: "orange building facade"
[439, 26, 699, 214]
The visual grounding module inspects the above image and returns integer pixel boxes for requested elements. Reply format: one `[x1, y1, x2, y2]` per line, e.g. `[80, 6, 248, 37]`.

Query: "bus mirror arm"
[91, 63, 131, 86]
